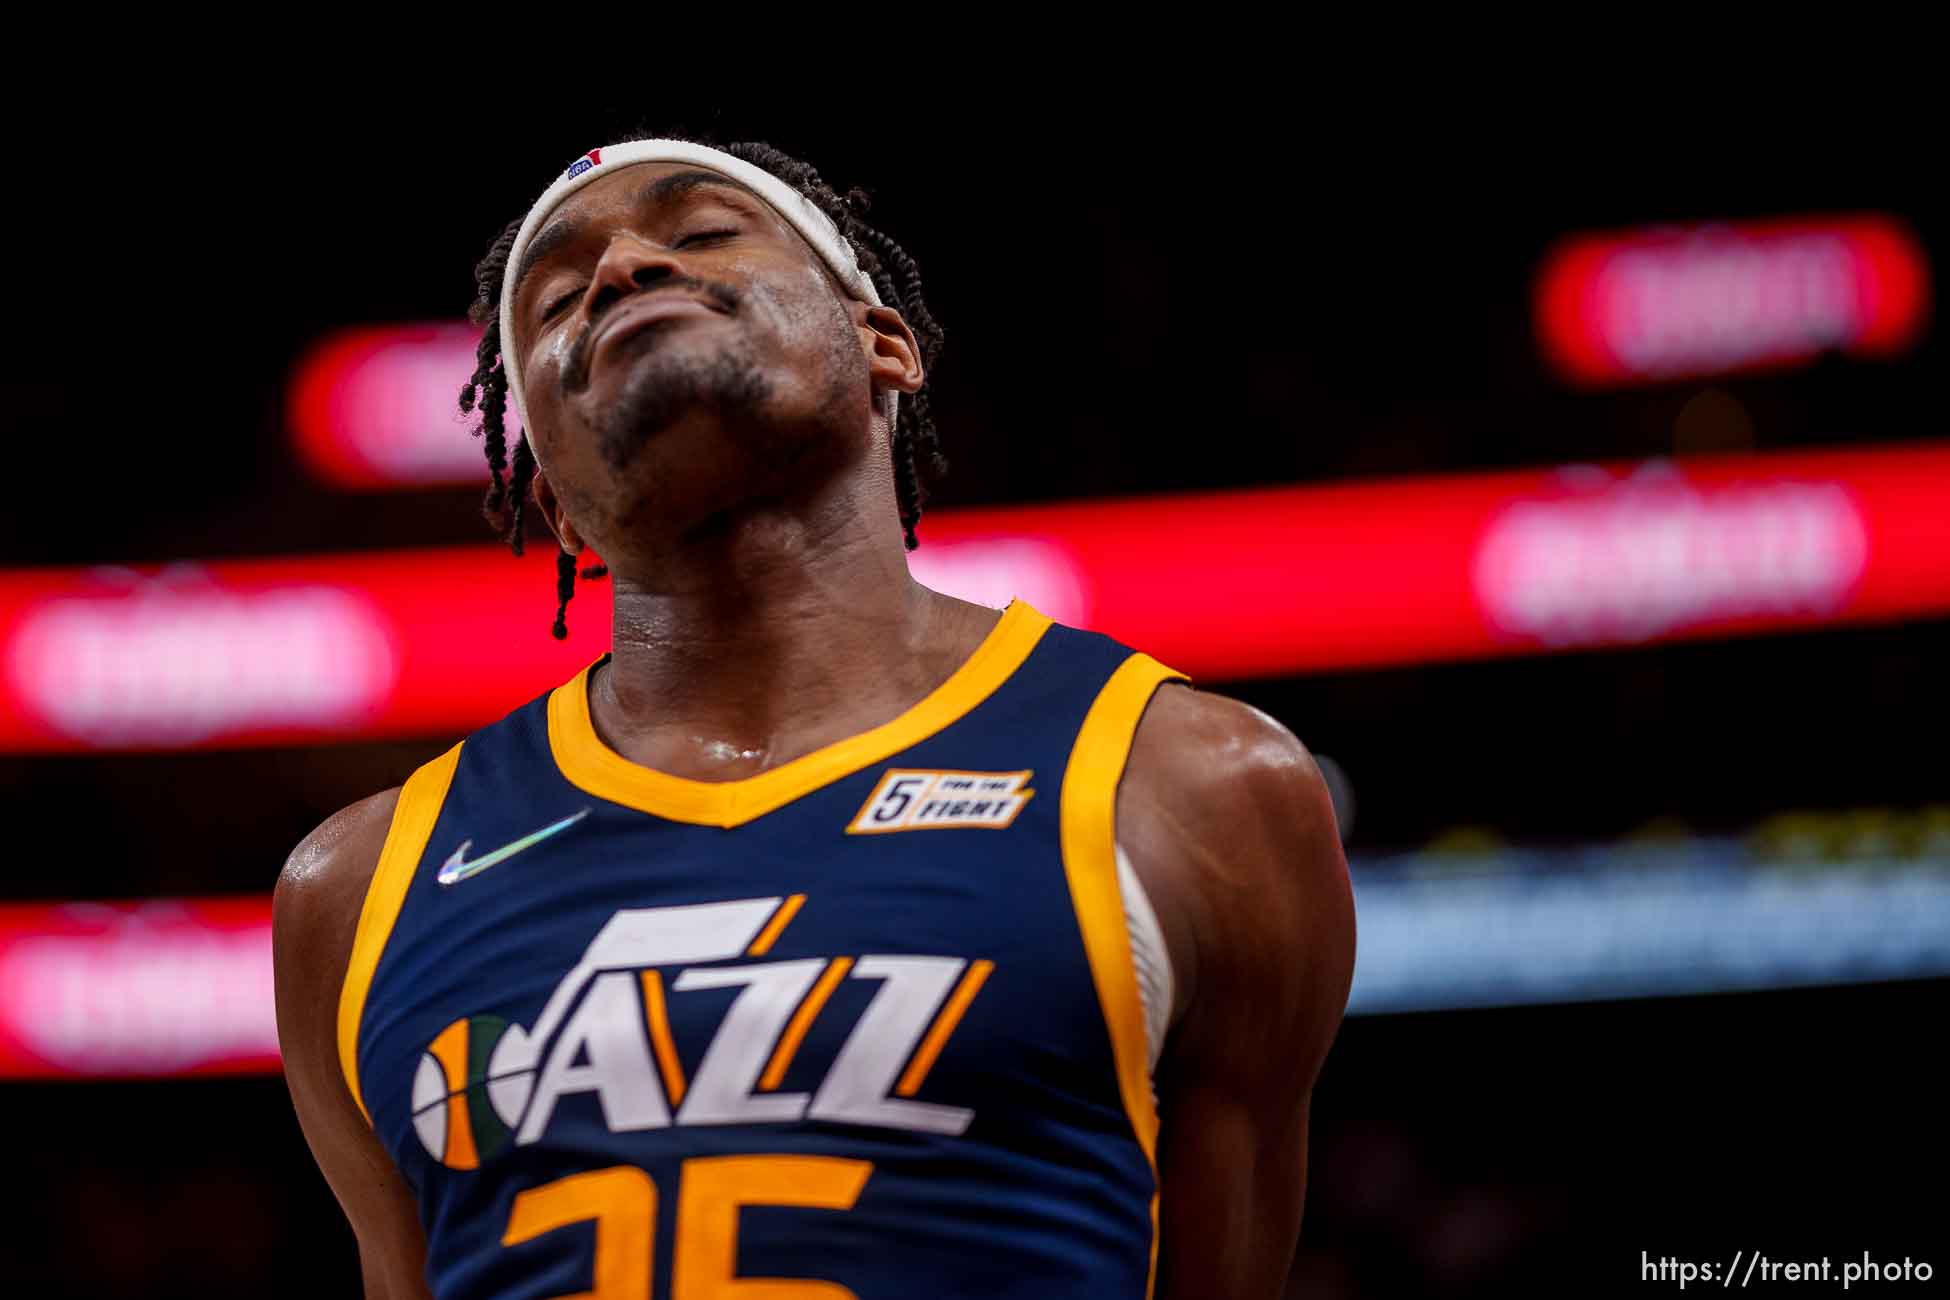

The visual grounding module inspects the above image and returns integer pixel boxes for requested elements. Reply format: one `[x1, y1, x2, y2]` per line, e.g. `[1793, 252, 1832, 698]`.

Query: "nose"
[584, 234, 685, 319]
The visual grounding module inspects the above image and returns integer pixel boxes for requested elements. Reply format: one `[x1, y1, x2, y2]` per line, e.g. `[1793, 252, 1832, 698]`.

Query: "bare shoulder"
[274, 785, 435, 1299]
[1126, 683, 1338, 837]
[274, 786, 404, 978]
[1116, 681, 1354, 1034]
[274, 785, 404, 1091]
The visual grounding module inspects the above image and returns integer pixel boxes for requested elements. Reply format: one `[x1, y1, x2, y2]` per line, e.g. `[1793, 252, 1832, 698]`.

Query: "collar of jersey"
[547, 599, 1053, 829]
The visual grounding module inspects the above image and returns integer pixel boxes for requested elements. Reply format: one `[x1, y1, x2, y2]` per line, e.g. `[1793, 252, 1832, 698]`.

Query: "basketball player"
[275, 136, 1356, 1299]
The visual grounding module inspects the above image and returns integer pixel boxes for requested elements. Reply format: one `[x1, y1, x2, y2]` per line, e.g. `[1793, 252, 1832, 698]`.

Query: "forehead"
[525, 162, 794, 267]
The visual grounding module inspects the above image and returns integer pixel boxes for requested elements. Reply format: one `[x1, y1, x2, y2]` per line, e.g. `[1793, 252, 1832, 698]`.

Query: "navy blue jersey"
[338, 600, 1188, 1299]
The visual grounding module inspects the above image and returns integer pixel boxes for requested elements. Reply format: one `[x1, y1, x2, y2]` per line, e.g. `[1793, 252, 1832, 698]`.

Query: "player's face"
[507, 162, 877, 568]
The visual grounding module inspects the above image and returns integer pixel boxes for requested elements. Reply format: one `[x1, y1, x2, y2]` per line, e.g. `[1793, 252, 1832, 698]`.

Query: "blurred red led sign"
[0, 899, 277, 1080]
[1535, 215, 1930, 387]
[290, 322, 501, 488]
[4, 442, 1950, 753]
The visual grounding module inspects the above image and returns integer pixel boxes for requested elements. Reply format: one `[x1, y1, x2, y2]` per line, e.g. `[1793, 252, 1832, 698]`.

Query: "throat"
[582, 592, 1006, 786]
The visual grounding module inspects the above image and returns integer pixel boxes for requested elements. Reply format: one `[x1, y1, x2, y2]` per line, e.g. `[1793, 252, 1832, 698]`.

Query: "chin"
[588, 341, 776, 474]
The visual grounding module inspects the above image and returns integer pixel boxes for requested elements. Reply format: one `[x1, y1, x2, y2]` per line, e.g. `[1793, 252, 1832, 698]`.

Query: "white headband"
[497, 139, 895, 441]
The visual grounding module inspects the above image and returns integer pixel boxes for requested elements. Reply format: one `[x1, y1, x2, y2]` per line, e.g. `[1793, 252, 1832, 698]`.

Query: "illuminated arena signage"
[288, 322, 502, 489]
[1533, 214, 1931, 387]
[0, 899, 277, 1079]
[8, 572, 398, 748]
[4, 443, 1949, 752]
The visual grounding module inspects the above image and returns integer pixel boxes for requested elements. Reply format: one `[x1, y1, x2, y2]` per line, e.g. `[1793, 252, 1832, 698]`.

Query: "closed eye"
[537, 232, 737, 323]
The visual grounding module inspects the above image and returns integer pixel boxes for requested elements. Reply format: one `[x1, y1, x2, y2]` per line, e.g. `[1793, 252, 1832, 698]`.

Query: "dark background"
[1, 76, 1941, 1296]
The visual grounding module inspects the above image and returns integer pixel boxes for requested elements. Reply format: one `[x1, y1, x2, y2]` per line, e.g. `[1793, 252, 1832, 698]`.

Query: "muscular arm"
[273, 788, 434, 1300]
[1118, 684, 1357, 1299]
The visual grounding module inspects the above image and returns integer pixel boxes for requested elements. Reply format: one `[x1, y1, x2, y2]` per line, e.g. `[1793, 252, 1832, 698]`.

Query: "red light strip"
[290, 322, 505, 489]
[0, 898, 278, 1080]
[1535, 214, 1931, 387]
[4, 443, 1950, 753]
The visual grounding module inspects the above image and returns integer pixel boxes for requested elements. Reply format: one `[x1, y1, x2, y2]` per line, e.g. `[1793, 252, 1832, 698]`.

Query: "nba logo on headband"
[562, 149, 602, 182]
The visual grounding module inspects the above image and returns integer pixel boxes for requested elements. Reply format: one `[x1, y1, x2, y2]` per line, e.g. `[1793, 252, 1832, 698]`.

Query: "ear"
[855, 303, 925, 395]
[530, 469, 587, 555]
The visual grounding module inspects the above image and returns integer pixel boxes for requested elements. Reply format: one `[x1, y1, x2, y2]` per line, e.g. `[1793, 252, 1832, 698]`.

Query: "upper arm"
[1117, 684, 1357, 1299]
[273, 788, 433, 1300]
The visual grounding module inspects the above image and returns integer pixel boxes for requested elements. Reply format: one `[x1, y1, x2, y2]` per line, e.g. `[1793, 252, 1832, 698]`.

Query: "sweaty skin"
[274, 159, 1355, 1300]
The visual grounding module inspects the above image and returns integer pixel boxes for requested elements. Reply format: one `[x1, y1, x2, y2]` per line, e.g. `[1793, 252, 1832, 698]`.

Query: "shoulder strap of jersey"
[336, 741, 464, 1124]
[1058, 651, 1189, 1300]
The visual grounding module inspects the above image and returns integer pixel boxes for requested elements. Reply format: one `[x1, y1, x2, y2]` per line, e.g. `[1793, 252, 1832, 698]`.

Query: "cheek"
[533, 329, 577, 406]
[541, 327, 574, 372]
[740, 259, 842, 344]
[782, 282, 863, 385]
[520, 333, 578, 445]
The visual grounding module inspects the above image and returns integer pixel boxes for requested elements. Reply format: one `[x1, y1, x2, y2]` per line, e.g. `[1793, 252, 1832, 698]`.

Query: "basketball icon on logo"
[410, 1015, 518, 1169]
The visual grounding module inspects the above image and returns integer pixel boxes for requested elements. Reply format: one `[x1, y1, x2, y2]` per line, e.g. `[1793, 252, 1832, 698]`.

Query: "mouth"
[591, 293, 728, 368]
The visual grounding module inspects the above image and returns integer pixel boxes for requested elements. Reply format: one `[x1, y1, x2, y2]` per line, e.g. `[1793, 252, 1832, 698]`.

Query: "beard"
[590, 333, 777, 474]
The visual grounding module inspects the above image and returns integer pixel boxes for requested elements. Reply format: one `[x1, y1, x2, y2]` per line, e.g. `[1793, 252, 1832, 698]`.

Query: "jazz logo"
[410, 896, 993, 1169]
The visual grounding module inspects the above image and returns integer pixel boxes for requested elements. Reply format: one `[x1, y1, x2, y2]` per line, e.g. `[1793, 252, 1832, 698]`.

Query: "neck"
[589, 477, 994, 780]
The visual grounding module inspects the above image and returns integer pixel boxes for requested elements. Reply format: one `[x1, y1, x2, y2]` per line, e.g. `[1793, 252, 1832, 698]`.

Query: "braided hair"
[458, 137, 949, 639]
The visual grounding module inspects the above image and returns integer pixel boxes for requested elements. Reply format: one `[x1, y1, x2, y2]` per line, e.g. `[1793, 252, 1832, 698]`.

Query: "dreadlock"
[458, 136, 949, 639]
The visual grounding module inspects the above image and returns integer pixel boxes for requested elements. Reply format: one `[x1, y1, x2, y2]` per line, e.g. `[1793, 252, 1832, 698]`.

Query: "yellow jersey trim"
[336, 741, 464, 1126]
[1058, 652, 1189, 1300]
[546, 599, 1053, 828]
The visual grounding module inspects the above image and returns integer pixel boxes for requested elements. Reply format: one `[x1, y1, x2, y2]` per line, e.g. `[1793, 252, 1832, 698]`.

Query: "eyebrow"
[509, 171, 769, 303]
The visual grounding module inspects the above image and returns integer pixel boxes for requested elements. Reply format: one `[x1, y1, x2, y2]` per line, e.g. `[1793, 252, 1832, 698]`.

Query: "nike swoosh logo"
[438, 808, 592, 886]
